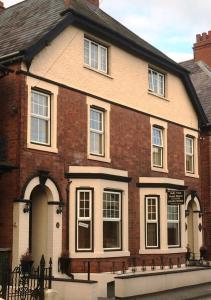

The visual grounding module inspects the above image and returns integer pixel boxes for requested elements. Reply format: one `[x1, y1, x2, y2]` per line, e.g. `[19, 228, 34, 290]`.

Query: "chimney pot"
[0, 1, 4, 12]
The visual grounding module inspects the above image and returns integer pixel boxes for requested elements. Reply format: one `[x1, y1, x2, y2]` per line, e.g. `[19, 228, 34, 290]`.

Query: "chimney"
[193, 31, 211, 67]
[64, 0, 99, 8]
[0, 1, 4, 12]
[86, 0, 99, 7]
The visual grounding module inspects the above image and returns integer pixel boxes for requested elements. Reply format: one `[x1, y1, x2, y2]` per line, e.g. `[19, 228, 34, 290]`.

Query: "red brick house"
[181, 31, 211, 259]
[0, 0, 208, 293]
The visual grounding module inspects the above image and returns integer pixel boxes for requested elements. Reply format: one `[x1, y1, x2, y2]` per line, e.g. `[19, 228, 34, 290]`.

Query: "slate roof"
[0, 0, 178, 66]
[180, 60, 211, 123]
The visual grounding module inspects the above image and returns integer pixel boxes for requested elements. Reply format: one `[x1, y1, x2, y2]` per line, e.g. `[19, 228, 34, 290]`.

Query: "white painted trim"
[185, 194, 201, 211]
[139, 177, 184, 185]
[184, 128, 199, 178]
[12, 176, 62, 276]
[87, 97, 111, 163]
[69, 166, 128, 177]
[26, 77, 58, 153]
[150, 118, 168, 173]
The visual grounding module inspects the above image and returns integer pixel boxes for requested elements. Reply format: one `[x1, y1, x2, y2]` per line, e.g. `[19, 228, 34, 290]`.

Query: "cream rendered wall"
[24, 26, 198, 129]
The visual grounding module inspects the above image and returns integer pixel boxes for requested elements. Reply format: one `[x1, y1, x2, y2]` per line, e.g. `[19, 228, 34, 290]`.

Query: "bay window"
[145, 197, 159, 248]
[103, 191, 121, 250]
[168, 205, 180, 247]
[76, 189, 93, 251]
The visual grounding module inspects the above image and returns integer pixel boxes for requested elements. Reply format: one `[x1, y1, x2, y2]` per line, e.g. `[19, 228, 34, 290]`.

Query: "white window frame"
[84, 38, 108, 73]
[167, 205, 180, 248]
[103, 191, 122, 251]
[145, 196, 159, 248]
[30, 90, 51, 146]
[185, 136, 194, 174]
[148, 68, 165, 97]
[77, 189, 93, 251]
[90, 108, 105, 156]
[152, 126, 163, 168]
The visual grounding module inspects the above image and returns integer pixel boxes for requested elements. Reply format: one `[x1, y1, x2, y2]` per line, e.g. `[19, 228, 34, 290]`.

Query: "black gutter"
[65, 172, 132, 183]
[137, 183, 188, 190]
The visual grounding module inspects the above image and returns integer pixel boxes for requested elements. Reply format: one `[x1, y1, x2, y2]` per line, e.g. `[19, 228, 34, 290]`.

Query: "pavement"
[99, 282, 211, 300]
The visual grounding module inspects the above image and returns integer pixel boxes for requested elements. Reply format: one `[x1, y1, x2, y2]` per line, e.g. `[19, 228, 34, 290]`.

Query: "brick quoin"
[0, 64, 201, 271]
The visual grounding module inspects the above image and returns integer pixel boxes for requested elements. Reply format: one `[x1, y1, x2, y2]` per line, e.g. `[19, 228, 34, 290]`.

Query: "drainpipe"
[66, 180, 72, 251]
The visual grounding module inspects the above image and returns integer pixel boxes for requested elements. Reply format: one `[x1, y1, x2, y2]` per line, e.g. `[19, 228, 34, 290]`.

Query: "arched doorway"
[13, 175, 63, 275]
[186, 193, 202, 259]
[30, 185, 49, 267]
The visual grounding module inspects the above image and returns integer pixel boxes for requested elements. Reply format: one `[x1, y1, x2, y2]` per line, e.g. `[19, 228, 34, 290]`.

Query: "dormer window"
[148, 68, 165, 97]
[84, 38, 108, 73]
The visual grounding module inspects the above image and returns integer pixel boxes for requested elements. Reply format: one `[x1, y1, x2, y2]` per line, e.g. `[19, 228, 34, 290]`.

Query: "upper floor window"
[76, 189, 93, 251]
[148, 68, 165, 97]
[168, 205, 180, 247]
[152, 127, 163, 168]
[185, 136, 194, 173]
[84, 38, 108, 73]
[145, 196, 159, 248]
[103, 191, 121, 250]
[90, 108, 104, 156]
[30, 90, 50, 145]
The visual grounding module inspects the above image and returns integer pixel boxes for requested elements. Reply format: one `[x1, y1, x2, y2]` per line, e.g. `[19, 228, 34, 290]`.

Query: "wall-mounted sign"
[79, 222, 89, 229]
[167, 190, 185, 205]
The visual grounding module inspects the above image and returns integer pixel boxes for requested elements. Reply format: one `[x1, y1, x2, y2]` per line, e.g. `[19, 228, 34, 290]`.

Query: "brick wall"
[0, 68, 201, 270]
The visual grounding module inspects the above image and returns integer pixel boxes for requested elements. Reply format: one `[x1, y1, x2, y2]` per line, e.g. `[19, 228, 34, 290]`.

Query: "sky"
[3, 0, 211, 62]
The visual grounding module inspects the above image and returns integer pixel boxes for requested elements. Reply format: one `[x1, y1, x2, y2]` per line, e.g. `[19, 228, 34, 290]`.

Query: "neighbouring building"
[0, 0, 208, 297]
[181, 31, 211, 259]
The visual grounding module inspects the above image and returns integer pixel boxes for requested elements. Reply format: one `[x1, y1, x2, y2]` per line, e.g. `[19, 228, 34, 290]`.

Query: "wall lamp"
[23, 201, 31, 213]
[56, 202, 65, 215]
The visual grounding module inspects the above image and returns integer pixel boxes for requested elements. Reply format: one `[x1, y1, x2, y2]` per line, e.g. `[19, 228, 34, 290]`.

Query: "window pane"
[153, 128, 162, 146]
[147, 223, 157, 247]
[168, 205, 179, 220]
[103, 221, 120, 249]
[153, 146, 162, 167]
[78, 221, 91, 249]
[90, 110, 102, 131]
[152, 71, 158, 93]
[91, 42, 98, 69]
[39, 119, 48, 144]
[103, 192, 120, 219]
[90, 132, 103, 155]
[148, 70, 153, 91]
[168, 223, 179, 246]
[186, 138, 193, 155]
[84, 39, 90, 65]
[100, 46, 107, 72]
[186, 154, 193, 173]
[31, 117, 39, 142]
